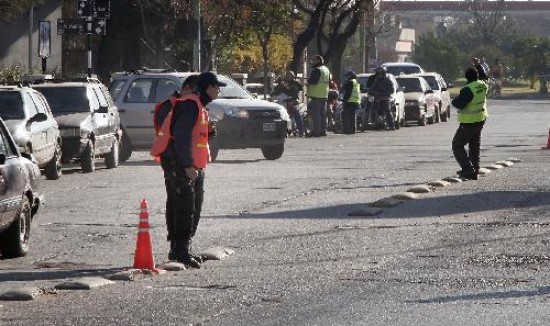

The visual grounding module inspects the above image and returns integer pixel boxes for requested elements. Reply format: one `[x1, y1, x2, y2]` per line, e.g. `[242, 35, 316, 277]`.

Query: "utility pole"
[195, 0, 201, 71]
[28, 6, 34, 73]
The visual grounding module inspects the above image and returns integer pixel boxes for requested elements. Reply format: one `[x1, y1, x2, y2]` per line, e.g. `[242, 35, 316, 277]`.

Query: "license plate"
[263, 123, 276, 132]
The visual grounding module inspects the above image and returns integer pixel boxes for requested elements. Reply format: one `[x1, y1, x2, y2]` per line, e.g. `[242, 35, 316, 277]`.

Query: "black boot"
[173, 239, 201, 269]
[187, 238, 207, 263]
[168, 241, 176, 261]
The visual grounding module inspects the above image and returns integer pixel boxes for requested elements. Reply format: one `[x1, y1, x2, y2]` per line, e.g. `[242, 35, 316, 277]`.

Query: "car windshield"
[385, 66, 421, 76]
[34, 87, 90, 113]
[420, 76, 440, 90]
[109, 79, 127, 101]
[0, 91, 25, 120]
[217, 77, 253, 100]
[397, 79, 422, 92]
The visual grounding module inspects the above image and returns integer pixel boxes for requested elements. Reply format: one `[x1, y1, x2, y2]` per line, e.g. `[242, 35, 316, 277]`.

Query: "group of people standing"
[274, 55, 397, 137]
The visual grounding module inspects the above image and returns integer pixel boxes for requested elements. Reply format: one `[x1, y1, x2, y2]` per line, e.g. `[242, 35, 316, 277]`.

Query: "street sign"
[77, 0, 111, 19]
[91, 19, 107, 35]
[56, 18, 106, 36]
[57, 18, 86, 35]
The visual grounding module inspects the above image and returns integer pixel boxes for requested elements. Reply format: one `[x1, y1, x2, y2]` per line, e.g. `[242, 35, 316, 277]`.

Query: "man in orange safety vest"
[151, 71, 225, 268]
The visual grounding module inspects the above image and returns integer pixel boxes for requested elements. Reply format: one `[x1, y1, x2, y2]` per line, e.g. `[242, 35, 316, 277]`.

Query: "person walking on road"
[151, 71, 224, 268]
[341, 70, 360, 134]
[451, 67, 488, 180]
[307, 55, 331, 137]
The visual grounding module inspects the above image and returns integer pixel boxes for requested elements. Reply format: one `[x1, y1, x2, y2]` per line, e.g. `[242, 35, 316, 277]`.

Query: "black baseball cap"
[196, 71, 226, 89]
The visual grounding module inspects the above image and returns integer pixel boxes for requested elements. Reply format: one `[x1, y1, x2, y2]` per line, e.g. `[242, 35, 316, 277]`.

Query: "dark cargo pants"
[161, 159, 204, 242]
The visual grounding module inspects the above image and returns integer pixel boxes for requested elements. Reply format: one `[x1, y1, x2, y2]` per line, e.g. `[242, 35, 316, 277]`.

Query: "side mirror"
[441, 87, 447, 91]
[27, 112, 48, 126]
[426, 89, 434, 94]
[96, 105, 109, 114]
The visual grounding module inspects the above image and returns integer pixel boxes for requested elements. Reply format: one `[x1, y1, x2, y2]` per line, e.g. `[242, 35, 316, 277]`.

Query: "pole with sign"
[38, 21, 51, 74]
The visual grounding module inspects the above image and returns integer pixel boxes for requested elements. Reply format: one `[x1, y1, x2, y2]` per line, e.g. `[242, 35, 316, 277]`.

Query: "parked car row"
[0, 77, 123, 258]
[355, 62, 452, 128]
[395, 72, 452, 126]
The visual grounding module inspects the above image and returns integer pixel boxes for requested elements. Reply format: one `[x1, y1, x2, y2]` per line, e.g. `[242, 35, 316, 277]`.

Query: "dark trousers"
[452, 120, 485, 172]
[308, 98, 327, 136]
[161, 159, 205, 242]
[342, 103, 358, 134]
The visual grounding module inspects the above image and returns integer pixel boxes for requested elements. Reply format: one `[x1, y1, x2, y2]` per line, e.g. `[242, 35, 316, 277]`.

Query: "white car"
[396, 75, 437, 126]
[417, 72, 452, 122]
[109, 71, 290, 161]
[356, 73, 406, 129]
[381, 62, 425, 76]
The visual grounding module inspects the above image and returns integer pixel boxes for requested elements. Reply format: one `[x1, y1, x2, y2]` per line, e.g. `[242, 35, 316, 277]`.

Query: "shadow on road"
[227, 190, 550, 220]
[0, 266, 125, 283]
[414, 285, 550, 304]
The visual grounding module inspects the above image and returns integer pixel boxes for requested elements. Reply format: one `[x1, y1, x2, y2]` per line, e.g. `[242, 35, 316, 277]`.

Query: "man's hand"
[185, 167, 198, 181]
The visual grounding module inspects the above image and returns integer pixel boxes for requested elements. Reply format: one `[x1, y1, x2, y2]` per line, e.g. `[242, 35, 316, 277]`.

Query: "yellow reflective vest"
[307, 65, 330, 99]
[458, 80, 488, 123]
[347, 79, 361, 104]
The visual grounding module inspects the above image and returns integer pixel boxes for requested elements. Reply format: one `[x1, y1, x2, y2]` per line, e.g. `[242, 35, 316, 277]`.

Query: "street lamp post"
[195, 0, 201, 71]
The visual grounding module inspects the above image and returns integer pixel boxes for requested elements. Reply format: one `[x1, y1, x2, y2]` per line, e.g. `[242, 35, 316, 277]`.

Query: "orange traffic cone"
[133, 199, 156, 271]
[545, 130, 550, 150]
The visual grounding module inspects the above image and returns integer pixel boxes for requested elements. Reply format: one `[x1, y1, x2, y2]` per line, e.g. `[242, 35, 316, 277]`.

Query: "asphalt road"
[1, 98, 550, 325]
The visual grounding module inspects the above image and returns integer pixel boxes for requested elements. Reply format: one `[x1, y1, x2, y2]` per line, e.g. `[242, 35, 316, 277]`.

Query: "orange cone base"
[133, 232, 156, 271]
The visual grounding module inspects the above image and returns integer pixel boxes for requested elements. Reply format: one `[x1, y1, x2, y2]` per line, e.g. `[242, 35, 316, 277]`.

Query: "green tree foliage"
[202, 0, 293, 77]
[0, 0, 43, 20]
[412, 32, 462, 82]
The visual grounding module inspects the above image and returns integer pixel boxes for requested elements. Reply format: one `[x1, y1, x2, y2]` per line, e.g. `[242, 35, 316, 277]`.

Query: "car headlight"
[223, 107, 249, 118]
[59, 128, 80, 137]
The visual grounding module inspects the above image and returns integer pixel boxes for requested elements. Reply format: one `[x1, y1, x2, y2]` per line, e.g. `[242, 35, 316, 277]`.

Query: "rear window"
[397, 78, 422, 92]
[0, 91, 25, 120]
[421, 76, 440, 90]
[35, 87, 90, 113]
[385, 66, 422, 76]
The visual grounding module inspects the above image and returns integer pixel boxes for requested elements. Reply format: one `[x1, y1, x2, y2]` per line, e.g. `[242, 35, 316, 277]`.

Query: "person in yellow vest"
[307, 55, 331, 137]
[451, 67, 488, 180]
[152, 71, 225, 268]
[341, 70, 360, 134]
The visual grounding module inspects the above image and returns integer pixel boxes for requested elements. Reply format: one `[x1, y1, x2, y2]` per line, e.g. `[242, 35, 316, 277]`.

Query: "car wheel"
[418, 113, 427, 126]
[209, 138, 220, 162]
[44, 141, 62, 180]
[119, 130, 133, 162]
[81, 140, 95, 173]
[427, 107, 435, 124]
[435, 104, 441, 123]
[0, 196, 31, 258]
[261, 143, 285, 160]
[105, 138, 119, 169]
[441, 105, 449, 122]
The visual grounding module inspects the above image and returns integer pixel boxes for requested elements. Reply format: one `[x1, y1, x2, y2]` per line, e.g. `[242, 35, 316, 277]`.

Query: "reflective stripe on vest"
[150, 94, 210, 168]
[458, 80, 488, 123]
[347, 79, 361, 104]
[307, 65, 330, 99]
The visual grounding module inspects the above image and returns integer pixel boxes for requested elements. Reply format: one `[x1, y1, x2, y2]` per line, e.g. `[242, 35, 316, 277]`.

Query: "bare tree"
[466, 0, 507, 45]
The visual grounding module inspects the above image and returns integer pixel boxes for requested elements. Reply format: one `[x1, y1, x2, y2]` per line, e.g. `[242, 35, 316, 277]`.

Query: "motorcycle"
[358, 95, 390, 131]
[274, 93, 309, 137]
